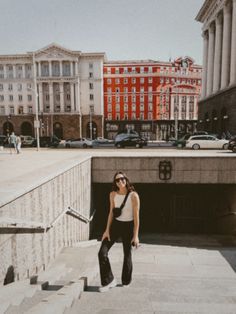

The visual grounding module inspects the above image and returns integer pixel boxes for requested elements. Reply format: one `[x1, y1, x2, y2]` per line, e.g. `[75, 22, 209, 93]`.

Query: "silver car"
[185, 135, 229, 150]
[65, 138, 93, 148]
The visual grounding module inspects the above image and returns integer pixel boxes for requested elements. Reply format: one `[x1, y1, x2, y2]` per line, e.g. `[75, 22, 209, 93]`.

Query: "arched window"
[21, 121, 33, 136]
[53, 122, 63, 139]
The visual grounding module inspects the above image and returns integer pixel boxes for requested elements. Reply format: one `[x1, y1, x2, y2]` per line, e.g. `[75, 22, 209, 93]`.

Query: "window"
[9, 95, 13, 101]
[131, 112, 136, 120]
[132, 103, 136, 111]
[140, 87, 144, 93]
[108, 96, 112, 103]
[89, 63, 93, 69]
[28, 106, 33, 113]
[132, 87, 136, 93]
[140, 104, 144, 111]
[140, 77, 144, 84]
[115, 104, 120, 111]
[140, 67, 144, 73]
[46, 94, 50, 101]
[148, 95, 153, 101]
[90, 94, 94, 100]
[107, 78, 111, 84]
[18, 95, 23, 101]
[108, 113, 112, 120]
[148, 86, 152, 92]
[132, 78, 136, 84]
[124, 96, 128, 102]
[116, 96, 120, 102]
[116, 113, 120, 120]
[124, 87, 128, 93]
[124, 104, 128, 111]
[140, 95, 144, 102]
[0, 95, 4, 101]
[124, 67, 128, 73]
[115, 67, 119, 74]
[148, 112, 153, 120]
[131, 67, 136, 73]
[116, 88, 120, 93]
[0, 84, 3, 91]
[10, 106, 14, 114]
[89, 83, 93, 89]
[89, 72, 93, 78]
[8, 84, 13, 91]
[28, 95, 32, 101]
[107, 104, 112, 112]
[132, 95, 136, 102]
[148, 77, 152, 83]
[27, 83, 32, 90]
[148, 103, 153, 110]
[115, 78, 120, 84]
[148, 67, 152, 73]
[140, 112, 144, 120]
[124, 78, 128, 84]
[0, 106, 5, 114]
[17, 84, 22, 91]
[107, 88, 111, 93]
[107, 68, 111, 74]
[124, 113, 128, 120]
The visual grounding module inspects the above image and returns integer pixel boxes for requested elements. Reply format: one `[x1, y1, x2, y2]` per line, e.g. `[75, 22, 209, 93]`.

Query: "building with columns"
[196, 0, 236, 136]
[0, 43, 106, 139]
[104, 57, 201, 140]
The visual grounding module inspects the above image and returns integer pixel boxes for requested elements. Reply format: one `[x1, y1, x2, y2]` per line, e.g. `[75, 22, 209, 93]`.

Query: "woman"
[98, 171, 140, 292]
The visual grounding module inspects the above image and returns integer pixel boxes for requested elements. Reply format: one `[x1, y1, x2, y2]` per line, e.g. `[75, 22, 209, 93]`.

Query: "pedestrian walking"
[9, 132, 17, 154]
[98, 171, 140, 292]
[16, 135, 21, 154]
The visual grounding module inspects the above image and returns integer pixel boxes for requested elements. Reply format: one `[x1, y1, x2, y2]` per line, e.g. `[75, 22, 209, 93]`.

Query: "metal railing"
[0, 207, 96, 233]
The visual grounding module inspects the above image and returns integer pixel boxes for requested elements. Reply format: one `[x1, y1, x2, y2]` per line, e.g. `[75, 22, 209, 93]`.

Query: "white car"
[65, 138, 93, 148]
[185, 135, 229, 150]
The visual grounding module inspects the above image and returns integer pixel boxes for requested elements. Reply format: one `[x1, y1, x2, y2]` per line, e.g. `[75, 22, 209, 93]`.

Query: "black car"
[32, 135, 60, 148]
[228, 136, 236, 152]
[115, 134, 147, 148]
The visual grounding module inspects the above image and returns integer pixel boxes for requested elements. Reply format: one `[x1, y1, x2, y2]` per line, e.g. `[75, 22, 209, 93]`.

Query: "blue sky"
[0, 0, 205, 64]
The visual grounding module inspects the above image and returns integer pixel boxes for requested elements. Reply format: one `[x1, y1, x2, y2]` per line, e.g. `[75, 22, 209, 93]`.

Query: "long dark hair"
[112, 171, 135, 192]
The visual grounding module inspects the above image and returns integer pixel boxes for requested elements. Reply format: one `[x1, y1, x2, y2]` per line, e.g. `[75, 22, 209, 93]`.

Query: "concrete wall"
[0, 158, 92, 285]
[92, 156, 236, 184]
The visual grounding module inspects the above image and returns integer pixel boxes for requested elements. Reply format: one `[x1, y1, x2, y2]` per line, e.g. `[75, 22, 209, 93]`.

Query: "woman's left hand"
[131, 236, 139, 248]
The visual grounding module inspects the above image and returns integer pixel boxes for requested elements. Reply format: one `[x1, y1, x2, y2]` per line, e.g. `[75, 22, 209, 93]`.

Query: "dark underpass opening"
[91, 183, 236, 238]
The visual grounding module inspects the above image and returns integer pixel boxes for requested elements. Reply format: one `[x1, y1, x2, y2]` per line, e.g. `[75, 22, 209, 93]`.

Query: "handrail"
[216, 211, 236, 219]
[67, 207, 96, 224]
[0, 207, 96, 232]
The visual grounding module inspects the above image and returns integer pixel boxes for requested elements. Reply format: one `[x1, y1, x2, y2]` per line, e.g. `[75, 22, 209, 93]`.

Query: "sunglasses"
[115, 177, 126, 183]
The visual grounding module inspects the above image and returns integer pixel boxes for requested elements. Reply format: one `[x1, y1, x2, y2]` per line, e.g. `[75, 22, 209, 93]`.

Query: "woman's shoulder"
[130, 191, 139, 199]
[110, 191, 116, 199]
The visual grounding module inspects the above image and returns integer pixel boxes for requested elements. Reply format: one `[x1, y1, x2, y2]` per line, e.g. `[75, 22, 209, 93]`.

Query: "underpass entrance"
[91, 183, 227, 237]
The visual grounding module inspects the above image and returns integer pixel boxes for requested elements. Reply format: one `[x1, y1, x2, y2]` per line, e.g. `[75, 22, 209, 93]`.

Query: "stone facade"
[196, 0, 236, 136]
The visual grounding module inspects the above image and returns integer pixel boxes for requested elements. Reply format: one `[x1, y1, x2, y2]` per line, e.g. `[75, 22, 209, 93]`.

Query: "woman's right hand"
[102, 230, 110, 242]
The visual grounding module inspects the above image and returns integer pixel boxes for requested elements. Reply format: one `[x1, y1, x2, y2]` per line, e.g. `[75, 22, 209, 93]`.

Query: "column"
[59, 61, 63, 77]
[230, 0, 236, 85]
[3, 65, 6, 79]
[201, 31, 209, 98]
[70, 83, 74, 111]
[75, 61, 79, 76]
[13, 65, 16, 79]
[59, 82, 64, 112]
[38, 62, 41, 77]
[186, 96, 190, 120]
[206, 23, 215, 96]
[170, 95, 175, 119]
[49, 83, 54, 112]
[193, 96, 198, 120]
[221, 1, 232, 89]
[70, 62, 73, 76]
[38, 83, 43, 112]
[22, 64, 26, 79]
[178, 96, 182, 120]
[213, 14, 223, 92]
[49, 61, 52, 77]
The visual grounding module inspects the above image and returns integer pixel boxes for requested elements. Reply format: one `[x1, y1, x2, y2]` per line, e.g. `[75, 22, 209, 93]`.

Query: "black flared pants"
[98, 219, 134, 286]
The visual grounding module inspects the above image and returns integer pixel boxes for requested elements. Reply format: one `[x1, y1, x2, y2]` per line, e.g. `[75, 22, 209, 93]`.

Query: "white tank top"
[114, 192, 134, 222]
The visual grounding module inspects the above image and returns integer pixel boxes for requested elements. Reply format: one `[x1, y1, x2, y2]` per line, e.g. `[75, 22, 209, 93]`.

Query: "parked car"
[93, 137, 113, 145]
[174, 131, 209, 148]
[65, 138, 93, 148]
[115, 134, 147, 148]
[20, 135, 35, 147]
[185, 135, 229, 150]
[32, 135, 60, 148]
[228, 136, 236, 152]
[0, 135, 8, 146]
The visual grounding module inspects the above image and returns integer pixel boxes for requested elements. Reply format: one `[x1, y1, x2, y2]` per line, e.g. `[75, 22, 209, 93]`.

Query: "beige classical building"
[196, 0, 236, 136]
[0, 43, 106, 139]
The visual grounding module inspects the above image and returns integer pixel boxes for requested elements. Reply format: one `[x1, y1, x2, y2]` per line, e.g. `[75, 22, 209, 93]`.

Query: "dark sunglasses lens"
[115, 177, 125, 183]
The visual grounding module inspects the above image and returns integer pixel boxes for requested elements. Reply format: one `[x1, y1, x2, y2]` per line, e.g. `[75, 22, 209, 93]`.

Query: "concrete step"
[0, 279, 46, 314]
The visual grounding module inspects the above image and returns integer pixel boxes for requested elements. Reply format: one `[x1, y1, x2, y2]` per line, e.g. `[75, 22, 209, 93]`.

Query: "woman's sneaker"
[122, 283, 130, 288]
[98, 279, 117, 292]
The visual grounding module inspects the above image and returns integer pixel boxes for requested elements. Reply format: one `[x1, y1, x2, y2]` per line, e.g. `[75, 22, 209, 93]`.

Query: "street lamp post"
[32, 52, 40, 150]
[89, 105, 94, 139]
[174, 93, 178, 140]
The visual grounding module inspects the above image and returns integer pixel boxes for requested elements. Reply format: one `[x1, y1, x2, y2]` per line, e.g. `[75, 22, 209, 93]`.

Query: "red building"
[103, 57, 202, 140]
